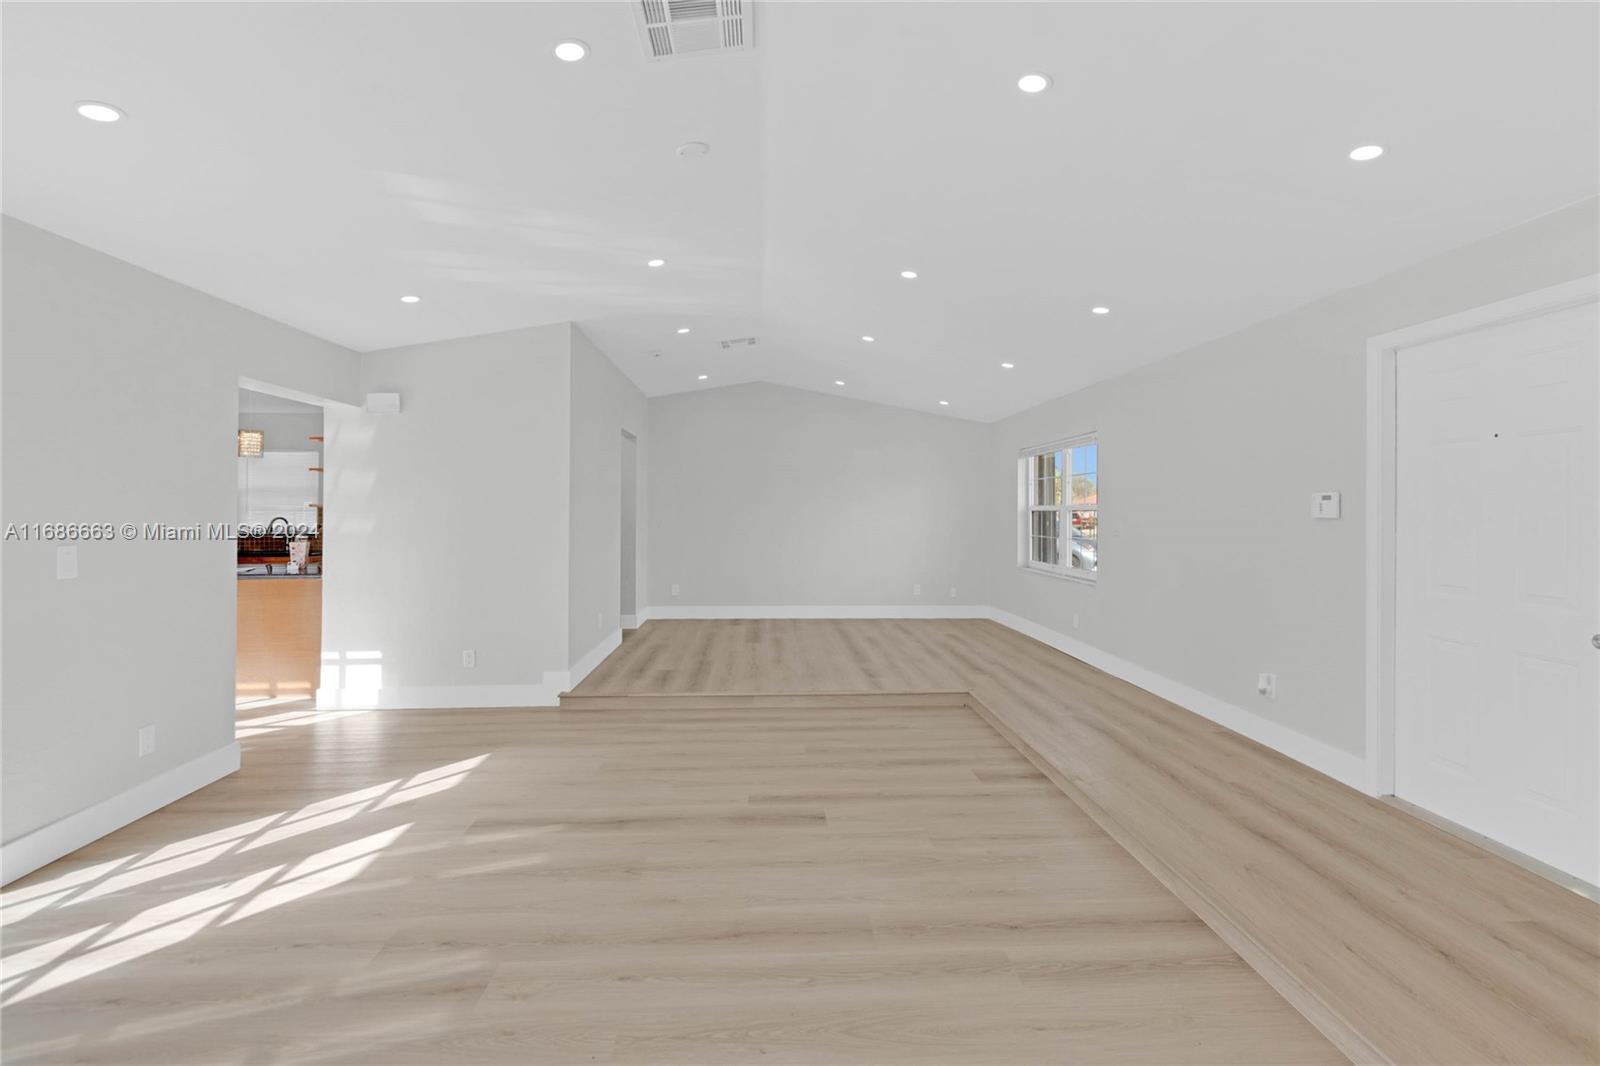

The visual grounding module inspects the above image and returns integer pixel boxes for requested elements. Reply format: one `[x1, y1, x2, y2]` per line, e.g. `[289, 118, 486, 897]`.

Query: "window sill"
[1018, 563, 1097, 586]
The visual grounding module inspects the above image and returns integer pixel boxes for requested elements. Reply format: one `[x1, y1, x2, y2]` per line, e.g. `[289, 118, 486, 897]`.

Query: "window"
[1020, 436, 1097, 579]
[238, 450, 320, 533]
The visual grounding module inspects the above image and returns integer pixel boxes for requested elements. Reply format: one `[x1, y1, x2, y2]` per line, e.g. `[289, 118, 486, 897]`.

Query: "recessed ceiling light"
[834, 380, 846, 386]
[1349, 144, 1384, 162]
[861, 335, 875, 343]
[1017, 73, 1051, 94]
[554, 40, 588, 62]
[76, 101, 123, 123]
[647, 258, 665, 268]
[1000, 362, 1015, 369]
[938, 400, 950, 406]
[698, 374, 708, 380]
[399, 295, 421, 304]
[1091, 306, 1110, 315]
[900, 270, 918, 280]
[676, 327, 691, 334]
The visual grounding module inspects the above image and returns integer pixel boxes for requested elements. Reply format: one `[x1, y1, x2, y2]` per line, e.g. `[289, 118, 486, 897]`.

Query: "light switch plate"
[56, 546, 79, 580]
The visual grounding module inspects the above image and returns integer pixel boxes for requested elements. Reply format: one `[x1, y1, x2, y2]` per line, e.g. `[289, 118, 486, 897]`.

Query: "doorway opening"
[235, 387, 325, 718]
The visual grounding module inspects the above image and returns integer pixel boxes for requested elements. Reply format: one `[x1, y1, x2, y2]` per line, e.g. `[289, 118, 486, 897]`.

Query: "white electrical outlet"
[597, 610, 604, 631]
[56, 546, 79, 580]
[913, 583, 922, 596]
[948, 586, 956, 598]
[671, 583, 681, 597]
[1072, 613, 1080, 630]
[462, 650, 476, 668]
[137, 725, 156, 757]
[1257, 673, 1277, 698]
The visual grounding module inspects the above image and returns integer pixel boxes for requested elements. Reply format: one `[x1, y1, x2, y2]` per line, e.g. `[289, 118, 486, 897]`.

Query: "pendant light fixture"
[239, 390, 263, 456]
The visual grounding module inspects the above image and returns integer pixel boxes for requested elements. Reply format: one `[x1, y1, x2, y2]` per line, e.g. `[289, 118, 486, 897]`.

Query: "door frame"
[1363, 274, 1600, 798]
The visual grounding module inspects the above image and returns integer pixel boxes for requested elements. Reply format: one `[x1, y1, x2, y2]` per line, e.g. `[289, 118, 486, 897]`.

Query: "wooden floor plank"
[574, 619, 1600, 1065]
[1, 695, 1337, 1065]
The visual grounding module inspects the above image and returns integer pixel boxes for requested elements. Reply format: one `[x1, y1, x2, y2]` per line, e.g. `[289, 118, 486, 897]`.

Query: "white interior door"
[1395, 297, 1599, 884]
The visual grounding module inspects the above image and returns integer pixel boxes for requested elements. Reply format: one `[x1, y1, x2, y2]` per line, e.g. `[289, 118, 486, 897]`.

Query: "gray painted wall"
[322, 325, 573, 692]
[321, 322, 646, 691]
[647, 383, 989, 608]
[1, 217, 359, 845]
[568, 327, 647, 666]
[988, 197, 1600, 756]
[621, 433, 639, 618]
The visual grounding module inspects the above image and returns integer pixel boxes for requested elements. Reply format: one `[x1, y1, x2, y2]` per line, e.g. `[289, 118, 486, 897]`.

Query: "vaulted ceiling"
[5, 2, 1596, 420]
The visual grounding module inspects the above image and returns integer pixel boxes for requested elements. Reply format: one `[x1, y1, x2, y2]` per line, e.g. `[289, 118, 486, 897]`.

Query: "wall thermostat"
[1312, 491, 1341, 519]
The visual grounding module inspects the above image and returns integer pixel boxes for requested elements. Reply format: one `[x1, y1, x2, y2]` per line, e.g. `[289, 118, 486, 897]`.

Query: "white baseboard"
[643, 604, 992, 620]
[1, 742, 241, 886]
[322, 604, 1365, 792]
[986, 608, 1369, 791]
[312, 631, 624, 709]
[314, 630, 625, 710]
[621, 614, 639, 630]
[315, 682, 560, 710]
[565, 629, 622, 691]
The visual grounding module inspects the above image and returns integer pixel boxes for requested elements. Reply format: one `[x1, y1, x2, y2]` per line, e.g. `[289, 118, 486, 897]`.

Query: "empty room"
[1, 2, 1596, 1063]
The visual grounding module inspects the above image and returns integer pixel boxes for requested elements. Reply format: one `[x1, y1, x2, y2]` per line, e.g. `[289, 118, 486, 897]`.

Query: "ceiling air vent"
[635, 0, 752, 61]
[720, 336, 757, 350]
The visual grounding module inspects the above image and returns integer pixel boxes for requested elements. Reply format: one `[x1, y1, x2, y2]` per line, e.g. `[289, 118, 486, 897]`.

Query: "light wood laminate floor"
[575, 619, 1600, 1065]
[1, 696, 1337, 1065]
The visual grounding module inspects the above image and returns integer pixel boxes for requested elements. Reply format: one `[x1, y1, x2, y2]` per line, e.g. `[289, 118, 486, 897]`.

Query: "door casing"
[1364, 275, 1600, 802]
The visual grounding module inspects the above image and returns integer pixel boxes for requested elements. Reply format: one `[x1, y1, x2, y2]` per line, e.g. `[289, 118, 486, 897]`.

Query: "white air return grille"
[635, 0, 752, 60]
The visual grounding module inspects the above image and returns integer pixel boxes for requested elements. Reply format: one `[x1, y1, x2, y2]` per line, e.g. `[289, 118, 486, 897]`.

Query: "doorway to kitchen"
[235, 387, 325, 711]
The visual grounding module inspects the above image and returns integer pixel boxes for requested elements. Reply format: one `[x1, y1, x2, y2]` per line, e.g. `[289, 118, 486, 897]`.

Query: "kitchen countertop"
[237, 564, 322, 579]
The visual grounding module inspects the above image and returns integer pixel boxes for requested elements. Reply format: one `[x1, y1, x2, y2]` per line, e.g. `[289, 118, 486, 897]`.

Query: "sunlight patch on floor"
[0, 748, 489, 1011]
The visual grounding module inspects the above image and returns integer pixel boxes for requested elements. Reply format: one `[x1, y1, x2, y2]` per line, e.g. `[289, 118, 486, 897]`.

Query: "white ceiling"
[6, 2, 1596, 422]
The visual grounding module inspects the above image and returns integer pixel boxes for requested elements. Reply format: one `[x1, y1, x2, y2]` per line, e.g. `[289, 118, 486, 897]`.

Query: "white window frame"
[1017, 432, 1098, 583]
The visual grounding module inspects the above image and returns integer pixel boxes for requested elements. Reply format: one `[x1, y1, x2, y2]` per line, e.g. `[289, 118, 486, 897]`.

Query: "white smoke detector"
[635, 0, 752, 61]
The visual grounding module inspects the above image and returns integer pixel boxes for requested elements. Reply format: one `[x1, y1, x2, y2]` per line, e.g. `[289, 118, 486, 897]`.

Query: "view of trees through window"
[1025, 439, 1097, 575]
